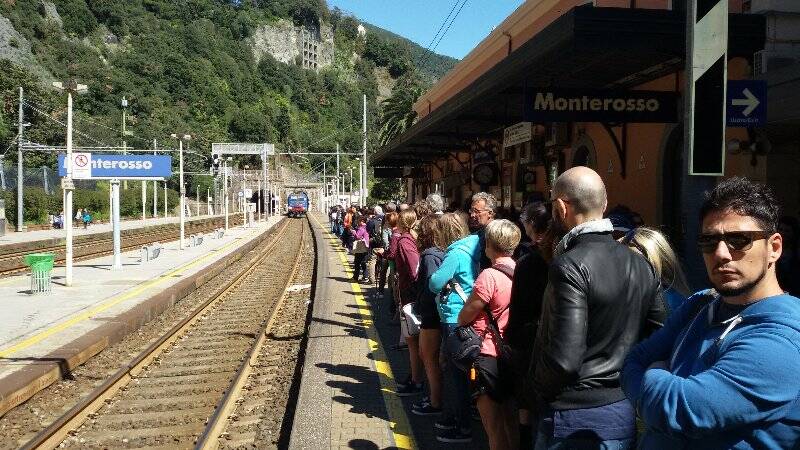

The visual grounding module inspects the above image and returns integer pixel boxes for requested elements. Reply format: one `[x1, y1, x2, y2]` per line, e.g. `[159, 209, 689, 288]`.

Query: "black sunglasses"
[697, 231, 772, 253]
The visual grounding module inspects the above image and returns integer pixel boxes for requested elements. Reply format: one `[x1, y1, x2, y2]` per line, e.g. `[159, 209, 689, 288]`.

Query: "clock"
[523, 169, 537, 185]
[473, 163, 497, 186]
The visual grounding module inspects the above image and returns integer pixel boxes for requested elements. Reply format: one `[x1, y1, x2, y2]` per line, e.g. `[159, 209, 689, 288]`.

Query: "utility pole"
[53, 79, 88, 287]
[16, 87, 23, 232]
[336, 143, 340, 207]
[362, 94, 368, 205]
[224, 158, 229, 230]
[164, 181, 167, 219]
[122, 97, 128, 190]
[153, 139, 158, 220]
[323, 160, 327, 212]
[349, 167, 353, 206]
[171, 134, 190, 249]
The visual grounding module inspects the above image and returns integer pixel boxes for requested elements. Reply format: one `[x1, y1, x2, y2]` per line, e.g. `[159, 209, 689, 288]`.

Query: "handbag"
[401, 303, 421, 336]
[444, 264, 516, 372]
[353, 239, 368, 254]
[444, 281, 482, 371]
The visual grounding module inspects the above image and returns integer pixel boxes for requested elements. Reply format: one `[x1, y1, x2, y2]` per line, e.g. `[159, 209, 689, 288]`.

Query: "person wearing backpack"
[429, 212, 481, 444]
[458, 219, 521, 450]
[366, 205, 384, 286]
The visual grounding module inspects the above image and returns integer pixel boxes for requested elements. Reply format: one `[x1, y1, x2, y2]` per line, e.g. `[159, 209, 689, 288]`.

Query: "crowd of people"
[328, 168, 800, 449]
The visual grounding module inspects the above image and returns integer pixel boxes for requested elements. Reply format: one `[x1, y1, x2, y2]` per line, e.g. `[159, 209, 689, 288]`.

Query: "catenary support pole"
[336, 143, 340, 207]
[153, 139, 157, 220]
[224, 159, 229, 231]
[17, 87, 23, 232]
[362, 94, 368, 204]
[111, 179, 121, 269]
[179, 139, 185, 249]
[64, 90, 74, 286]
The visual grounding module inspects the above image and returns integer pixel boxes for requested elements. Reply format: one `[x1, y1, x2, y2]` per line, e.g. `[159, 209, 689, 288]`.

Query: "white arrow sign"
[732, 88, 760, 117]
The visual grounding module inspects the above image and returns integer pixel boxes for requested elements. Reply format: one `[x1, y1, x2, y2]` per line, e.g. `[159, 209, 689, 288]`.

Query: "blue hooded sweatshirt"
[622, 291, 800, 449]
[428, 234, 481, 324]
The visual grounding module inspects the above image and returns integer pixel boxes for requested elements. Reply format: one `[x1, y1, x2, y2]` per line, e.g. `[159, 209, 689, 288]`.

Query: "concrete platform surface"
[0, 213, 245, 246]
[291, 214, 488, 450]
[0, 217, 282, 416]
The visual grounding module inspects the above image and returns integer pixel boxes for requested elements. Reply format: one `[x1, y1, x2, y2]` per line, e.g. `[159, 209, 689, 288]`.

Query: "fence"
[0, 161, 101, 192]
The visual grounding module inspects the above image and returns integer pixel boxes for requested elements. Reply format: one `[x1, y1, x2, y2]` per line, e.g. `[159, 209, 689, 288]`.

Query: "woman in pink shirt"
[458, 219, 522, 450]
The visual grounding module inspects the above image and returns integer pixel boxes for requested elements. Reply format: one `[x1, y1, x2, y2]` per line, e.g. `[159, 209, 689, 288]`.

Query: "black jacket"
[529, 232, 665, 410]
[507, 244, 549, 367]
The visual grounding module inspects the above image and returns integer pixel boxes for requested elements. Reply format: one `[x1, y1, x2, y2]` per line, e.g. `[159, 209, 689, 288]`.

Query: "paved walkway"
[291, 214, 486, 450]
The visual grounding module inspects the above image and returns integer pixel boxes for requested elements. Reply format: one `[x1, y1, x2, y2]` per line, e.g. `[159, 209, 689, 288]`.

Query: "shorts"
[416, 294, 441, 330]
[470, 355, 511, 402]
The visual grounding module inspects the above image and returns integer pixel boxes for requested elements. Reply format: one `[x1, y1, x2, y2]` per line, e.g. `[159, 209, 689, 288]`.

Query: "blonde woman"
[458, 219, 522, 450]
[429, 212, 481, 443]
[622, 227, 690, 314]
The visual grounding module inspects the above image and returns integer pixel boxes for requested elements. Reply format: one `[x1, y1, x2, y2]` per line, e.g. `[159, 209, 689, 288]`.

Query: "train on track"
[287, 191, 309, 218]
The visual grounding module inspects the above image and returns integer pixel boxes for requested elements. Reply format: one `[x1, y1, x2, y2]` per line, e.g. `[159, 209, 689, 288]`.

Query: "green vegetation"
[0, 0, 455, 222]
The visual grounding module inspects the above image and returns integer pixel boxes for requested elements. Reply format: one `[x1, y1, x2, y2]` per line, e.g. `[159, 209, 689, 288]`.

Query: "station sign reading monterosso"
[524, 88, 679, 123]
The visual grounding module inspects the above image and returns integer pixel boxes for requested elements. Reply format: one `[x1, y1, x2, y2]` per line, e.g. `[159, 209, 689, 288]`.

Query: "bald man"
[528, 167, 665, 449]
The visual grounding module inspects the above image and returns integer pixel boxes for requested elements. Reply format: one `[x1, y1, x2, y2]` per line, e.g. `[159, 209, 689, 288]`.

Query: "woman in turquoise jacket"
[427, 212, 481, 443]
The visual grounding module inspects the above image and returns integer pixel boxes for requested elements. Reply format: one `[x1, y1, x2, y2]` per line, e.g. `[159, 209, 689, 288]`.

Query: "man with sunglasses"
[469, 192, 497, 269]
[623, 177, 800, 448]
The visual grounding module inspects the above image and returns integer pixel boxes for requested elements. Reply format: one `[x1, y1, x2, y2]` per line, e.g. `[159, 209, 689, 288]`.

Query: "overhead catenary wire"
[22, 97, 155, 148]
[429, 0, 469, 54]
[22, 100, 110, 147]
[417, 0, 470, 68]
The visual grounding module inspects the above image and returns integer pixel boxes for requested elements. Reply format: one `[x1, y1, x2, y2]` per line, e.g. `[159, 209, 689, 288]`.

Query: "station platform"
[0, 216, 282, 417]
[291, 214, 486, 450]
[0, 213, 228, 246]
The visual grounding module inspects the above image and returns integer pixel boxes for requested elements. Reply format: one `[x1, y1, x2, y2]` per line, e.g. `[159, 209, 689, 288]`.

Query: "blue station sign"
[727, 80, 767, 127]
[58, 153, 172, 180]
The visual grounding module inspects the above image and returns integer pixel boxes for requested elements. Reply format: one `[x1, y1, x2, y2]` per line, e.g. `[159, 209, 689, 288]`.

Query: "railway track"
[0, 216, 242, 276]
[17, 217, 312, 450]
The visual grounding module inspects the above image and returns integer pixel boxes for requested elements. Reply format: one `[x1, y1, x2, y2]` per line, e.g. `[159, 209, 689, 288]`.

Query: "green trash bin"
[24, 253, 54, 294]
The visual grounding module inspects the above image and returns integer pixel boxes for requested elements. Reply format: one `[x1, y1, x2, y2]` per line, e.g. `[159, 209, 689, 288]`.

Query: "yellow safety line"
[0, 226, 265, 358]
[310, 214, 416, 450]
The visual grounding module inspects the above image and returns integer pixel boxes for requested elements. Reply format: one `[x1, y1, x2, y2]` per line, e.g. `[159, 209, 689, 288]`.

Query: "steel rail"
[0, 217, 241, 276]
[194, 216, 310, 449]
[19, 218, 292, 450]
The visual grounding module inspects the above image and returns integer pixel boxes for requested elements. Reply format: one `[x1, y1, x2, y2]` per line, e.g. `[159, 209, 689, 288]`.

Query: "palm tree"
[378, 78, 423, 148]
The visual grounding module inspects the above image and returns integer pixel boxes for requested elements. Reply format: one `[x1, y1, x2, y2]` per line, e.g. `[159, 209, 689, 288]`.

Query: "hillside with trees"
[0, 0, 456, 224]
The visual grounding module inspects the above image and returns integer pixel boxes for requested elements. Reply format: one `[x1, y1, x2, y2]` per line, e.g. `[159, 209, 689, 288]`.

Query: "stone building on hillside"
[250, 19, 334, 71]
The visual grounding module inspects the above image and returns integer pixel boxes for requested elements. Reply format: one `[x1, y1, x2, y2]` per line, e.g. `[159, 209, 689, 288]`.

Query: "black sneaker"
[434, 417, 458, 430]
[411, 397, 430, 411]
[471, 405, 481, 421]
[396, 375, 412, 389]
[437, 427, 472, 444]
[412, 403, 442, 416]
[396, 382, 424, 396]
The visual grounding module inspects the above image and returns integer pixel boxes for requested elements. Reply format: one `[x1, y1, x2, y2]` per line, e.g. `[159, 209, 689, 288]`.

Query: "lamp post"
[53, 79, 87, 286]
[171, 133, 191, 249]
[348, 167, 353, 206]
[355, 157, 362, 206]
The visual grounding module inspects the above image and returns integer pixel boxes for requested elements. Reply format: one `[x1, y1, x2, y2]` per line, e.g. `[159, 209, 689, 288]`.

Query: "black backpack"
[367, 217, 383, 248]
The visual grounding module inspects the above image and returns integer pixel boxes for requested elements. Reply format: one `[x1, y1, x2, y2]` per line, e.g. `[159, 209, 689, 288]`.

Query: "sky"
[325, 0, 525, 60]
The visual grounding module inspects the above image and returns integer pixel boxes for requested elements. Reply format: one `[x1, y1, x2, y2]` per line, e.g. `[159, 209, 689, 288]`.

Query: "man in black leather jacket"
[528, 167, 665, 449]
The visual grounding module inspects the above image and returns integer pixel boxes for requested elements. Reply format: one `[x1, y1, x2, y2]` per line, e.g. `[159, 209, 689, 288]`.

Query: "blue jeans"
[533, 416, 634, 450]
[440, 323, 472, 429]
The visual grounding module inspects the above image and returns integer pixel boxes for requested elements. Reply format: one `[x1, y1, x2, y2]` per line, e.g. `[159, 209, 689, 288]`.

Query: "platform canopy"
[372, 5, 765, 169]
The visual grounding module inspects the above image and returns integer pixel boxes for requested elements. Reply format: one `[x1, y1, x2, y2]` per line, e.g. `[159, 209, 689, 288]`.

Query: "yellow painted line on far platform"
[310, 214, 416, 450]
[0, 226, 264, 358]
